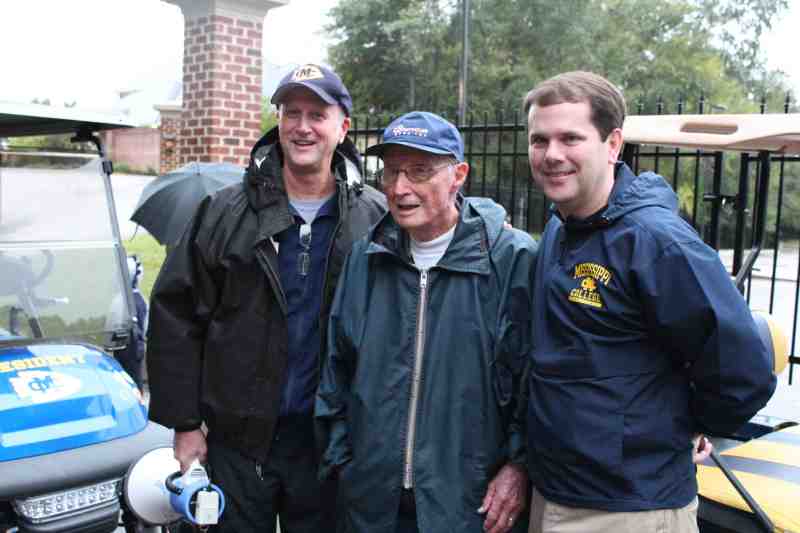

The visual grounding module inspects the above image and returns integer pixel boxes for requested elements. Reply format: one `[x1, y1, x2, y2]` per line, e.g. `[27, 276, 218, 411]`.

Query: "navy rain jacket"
[528, 162, 776, 512]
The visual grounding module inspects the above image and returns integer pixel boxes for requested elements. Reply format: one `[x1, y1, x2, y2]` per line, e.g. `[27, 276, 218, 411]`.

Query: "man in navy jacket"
[523, 71, 776, 532]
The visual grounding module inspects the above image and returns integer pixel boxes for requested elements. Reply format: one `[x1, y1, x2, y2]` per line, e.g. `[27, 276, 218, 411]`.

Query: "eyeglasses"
[298, 223, 312, 277]
[378, 161, 454, 186]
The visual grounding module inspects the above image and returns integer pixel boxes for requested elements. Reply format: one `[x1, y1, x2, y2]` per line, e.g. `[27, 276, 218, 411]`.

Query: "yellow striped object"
[697, 424, 800, 532]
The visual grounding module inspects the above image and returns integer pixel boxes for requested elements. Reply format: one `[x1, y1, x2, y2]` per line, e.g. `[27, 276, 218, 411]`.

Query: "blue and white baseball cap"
[366, 111, 464, 161]
[271, 63, 353, 116]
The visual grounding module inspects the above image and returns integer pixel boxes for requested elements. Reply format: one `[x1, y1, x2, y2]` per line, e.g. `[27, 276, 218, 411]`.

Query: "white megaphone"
[123, 447, 226, 527]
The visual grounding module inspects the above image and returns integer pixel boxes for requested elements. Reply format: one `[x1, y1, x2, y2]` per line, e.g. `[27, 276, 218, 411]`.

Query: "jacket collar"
[552, 162, 665, 232]
[244, 128, 364, 243]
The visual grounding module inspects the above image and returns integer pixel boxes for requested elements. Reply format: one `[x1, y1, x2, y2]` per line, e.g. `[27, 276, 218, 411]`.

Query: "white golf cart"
[0, 103, 172, 533]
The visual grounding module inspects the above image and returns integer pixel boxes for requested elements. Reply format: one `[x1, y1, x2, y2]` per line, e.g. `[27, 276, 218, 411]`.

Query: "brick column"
[165, 0, 289, 166]
[155, 104, 183, 174]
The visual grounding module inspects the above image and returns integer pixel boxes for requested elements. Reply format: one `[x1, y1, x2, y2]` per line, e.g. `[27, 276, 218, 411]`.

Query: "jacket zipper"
[403, 268, 429, 489]
[316, 185, 346, 371]
[319, 216, 344, 325]
[255, 245, 288, 315]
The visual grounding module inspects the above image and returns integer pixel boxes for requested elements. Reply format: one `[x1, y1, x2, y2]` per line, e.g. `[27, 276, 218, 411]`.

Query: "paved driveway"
[0, 164, 154, 242]
[112, 172, 156, 240]
[718, 248, 800, 422]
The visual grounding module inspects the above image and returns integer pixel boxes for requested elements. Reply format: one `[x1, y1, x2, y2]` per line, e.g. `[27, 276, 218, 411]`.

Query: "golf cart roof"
[0, 101, 135, 137]
[622, 113, 800, 154]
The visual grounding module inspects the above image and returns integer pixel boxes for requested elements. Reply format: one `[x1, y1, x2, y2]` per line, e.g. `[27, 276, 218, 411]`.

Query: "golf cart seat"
[696, 423, 800, 532]
[694, 295, 792, 532]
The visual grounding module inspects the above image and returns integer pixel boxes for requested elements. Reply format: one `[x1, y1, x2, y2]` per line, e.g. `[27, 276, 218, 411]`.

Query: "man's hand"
[478, 463, 528, 533]
[692, 434, 712, 464]
[174, 429, 208, 473]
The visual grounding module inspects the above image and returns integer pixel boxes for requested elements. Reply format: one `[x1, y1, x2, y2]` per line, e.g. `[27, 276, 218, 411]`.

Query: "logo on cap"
[291, 65, 324, 82]
[391, 125, 429, 138]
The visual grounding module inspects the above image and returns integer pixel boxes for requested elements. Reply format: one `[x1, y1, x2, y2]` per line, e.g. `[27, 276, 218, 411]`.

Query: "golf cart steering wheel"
[29, 250, 55, 288]
[0, 250, 55, 297]
[0, 250, 56, 339]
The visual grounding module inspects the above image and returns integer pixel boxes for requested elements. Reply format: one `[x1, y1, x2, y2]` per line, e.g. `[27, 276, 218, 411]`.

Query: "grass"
[123, 233, 166, 301]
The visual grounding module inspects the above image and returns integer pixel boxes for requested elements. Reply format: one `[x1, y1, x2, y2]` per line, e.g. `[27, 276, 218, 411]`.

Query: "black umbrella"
[130, 161, 244, 245]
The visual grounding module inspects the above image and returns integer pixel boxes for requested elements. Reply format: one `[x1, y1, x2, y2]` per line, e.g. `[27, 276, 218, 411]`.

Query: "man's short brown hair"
[523, 71, 626, 140]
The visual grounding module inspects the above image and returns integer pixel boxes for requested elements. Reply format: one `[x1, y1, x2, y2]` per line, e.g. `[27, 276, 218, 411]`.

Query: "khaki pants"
[528, 486, 699, 533]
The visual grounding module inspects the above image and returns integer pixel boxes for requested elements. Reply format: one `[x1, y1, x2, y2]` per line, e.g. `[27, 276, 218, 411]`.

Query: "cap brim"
[271, 82, 337, 107]
[365, 139, 455, 158]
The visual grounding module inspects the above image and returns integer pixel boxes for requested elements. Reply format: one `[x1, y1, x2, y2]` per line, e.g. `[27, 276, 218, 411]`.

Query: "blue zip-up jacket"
[528, 162, 776, 512]
[317, 197, 536, 533]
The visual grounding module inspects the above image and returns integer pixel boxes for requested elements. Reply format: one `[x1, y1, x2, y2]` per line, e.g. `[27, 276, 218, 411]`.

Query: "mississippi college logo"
[568, 262, 612, 309]
[291, 64, 324, 81]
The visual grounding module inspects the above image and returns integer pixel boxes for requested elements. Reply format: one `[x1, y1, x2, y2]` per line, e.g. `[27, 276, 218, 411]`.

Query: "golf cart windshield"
[0, 103, 134, 348]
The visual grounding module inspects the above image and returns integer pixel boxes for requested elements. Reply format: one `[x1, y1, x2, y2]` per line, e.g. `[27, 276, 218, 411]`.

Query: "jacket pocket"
[493, 318, 527, 407]
[529, 373, 624, 470]
[335, 460, 357, 517]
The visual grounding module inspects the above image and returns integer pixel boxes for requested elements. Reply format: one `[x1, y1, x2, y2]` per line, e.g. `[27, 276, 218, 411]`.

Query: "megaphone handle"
[165, 472, 183, 495]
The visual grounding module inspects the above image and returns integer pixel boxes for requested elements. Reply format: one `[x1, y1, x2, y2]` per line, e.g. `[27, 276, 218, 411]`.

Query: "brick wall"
[180, 14, 264, 166]
[103, 128, 160, 174]
[156, 105, 182, 174]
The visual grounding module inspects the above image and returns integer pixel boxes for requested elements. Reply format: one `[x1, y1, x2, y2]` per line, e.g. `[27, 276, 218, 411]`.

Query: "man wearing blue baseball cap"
[147, 63, 386, 533]
[316, 111, 536, 533]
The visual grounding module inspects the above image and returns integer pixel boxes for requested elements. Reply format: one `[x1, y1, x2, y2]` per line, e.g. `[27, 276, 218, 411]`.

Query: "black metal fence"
[348, 93, 800, 382]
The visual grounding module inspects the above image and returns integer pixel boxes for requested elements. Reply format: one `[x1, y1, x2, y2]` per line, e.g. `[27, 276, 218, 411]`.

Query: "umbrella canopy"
[130, 162, 244, 245]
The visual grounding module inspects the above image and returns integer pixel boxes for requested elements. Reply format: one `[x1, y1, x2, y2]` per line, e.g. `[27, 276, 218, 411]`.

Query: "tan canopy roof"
[0, 102, 133, 138]
[622, 113, 800, 154]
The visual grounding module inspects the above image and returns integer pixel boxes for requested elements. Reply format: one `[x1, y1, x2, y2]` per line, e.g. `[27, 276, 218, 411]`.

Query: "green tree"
[326, 0, 791, 116]
[327, 0, 459, 114]
[691, 0, 789, 91]
[261, 96, 279, 133]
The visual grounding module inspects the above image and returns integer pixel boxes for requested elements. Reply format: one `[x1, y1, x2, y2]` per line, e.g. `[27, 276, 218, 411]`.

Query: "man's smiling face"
[277, 88, 349, 176]
[528, 100, 621, 219]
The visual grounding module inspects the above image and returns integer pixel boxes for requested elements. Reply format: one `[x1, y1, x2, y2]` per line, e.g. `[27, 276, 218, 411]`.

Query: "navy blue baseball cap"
[271, 63, 353, 116]
[366, 111, 464, 161]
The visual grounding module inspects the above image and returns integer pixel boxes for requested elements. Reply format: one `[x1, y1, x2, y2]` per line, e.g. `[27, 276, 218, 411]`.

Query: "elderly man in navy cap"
[147, 64, 386, 532]
[316, 111, 535, 533]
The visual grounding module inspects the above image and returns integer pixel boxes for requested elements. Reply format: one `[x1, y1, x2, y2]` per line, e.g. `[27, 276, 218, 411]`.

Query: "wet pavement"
[0, 164, 154, 242]
[111, 171, 155, 240]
